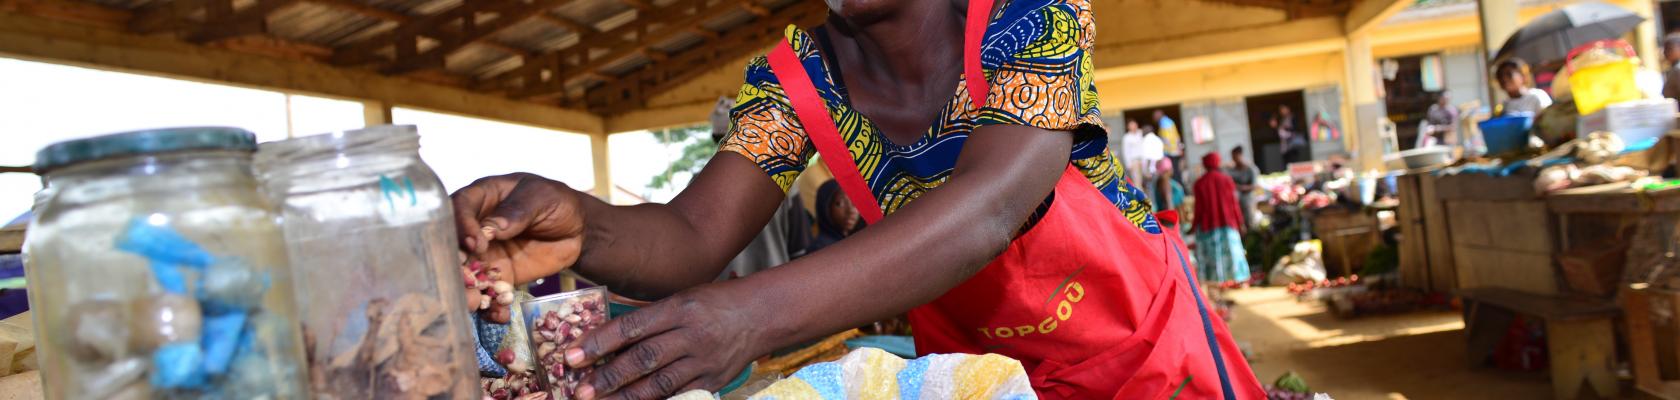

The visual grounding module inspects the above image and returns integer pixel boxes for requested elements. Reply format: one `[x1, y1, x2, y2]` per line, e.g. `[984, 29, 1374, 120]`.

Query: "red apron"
[765, 2, 1263, 398]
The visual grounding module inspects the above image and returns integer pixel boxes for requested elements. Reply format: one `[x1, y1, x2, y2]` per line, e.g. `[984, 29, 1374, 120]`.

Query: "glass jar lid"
[34, 127, 257, 173]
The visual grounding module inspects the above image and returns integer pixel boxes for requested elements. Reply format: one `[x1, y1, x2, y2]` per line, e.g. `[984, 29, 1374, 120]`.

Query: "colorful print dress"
[719, 0, 1159, 233]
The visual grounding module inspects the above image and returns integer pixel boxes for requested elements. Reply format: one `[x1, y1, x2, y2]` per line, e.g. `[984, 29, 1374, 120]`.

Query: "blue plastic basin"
[1478, 116, 1534, 155]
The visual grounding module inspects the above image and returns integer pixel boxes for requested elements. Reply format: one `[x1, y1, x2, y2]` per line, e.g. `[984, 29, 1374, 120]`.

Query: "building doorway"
[1244, 91, 1308, 174]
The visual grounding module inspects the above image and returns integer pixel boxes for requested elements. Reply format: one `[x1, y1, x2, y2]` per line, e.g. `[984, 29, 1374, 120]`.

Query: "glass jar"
[27, 127, 309, 399]
[256, 125, 479, 400]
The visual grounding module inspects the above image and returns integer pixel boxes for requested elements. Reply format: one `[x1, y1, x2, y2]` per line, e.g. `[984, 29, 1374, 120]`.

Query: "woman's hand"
[564, 284, 765, 400]
[452, 173, 587, 287]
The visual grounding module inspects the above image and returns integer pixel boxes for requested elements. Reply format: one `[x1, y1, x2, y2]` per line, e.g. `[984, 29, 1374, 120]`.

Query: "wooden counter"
[0, 226, 20, 255]
[1434, 171, 1561, 295]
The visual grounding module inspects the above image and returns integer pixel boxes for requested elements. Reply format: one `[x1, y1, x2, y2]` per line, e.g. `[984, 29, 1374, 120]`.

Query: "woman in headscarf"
[1152, 158, 1185, 223]
[805, 180, 860, 253]
[1193, 153, 1251, 285]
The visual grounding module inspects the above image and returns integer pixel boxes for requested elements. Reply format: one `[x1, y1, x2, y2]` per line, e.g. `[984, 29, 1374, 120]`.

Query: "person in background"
[1117, 119, 1146, 186]
[1139, 125, 1165, 197]
[1193, 153, 1250, 285]
[1151, 158, 1185, 225]
[711, 96, 812, 279]
[1496, 58, 1552, 117]
[1422, 91, 1458, 148]
[1226, 146, 1260, 232]
[1271, 104, 1307, 163]
[1664, 33, 1680, 102]
[805, 180, 860, 254]
[1153, 110, 1184, 182]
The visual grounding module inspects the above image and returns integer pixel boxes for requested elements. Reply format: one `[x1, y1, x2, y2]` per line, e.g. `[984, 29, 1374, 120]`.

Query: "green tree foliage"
[648, 124, 719, 190]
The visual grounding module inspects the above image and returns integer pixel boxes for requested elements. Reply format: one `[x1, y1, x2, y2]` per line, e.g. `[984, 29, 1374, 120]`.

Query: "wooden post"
[1477, 0, 1519, 104]
[1342, 31, 1384, 171]
[590, 133, 613, 202]
[362, 100, 393, 127]
[1627, 0, 1661, 71]
[284, 93, 297, 138]
[1548, 319, 1620, 399]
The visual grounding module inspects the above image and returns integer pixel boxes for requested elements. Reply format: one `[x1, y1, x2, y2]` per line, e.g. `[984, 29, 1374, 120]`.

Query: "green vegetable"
[1274, 371, 1310, 393]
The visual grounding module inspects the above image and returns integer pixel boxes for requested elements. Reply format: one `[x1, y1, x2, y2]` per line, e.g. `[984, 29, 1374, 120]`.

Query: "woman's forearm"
[572, 154, 787, 300]
[734, 125, 1072, 352]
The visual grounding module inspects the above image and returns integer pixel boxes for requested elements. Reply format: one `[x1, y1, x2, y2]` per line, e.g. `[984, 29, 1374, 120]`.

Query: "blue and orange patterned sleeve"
[973, 0, 1104, 134]
[717, 28, 824, 193]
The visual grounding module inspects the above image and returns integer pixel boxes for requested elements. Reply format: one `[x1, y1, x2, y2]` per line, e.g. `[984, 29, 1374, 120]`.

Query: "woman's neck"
[828, 2, 964, 87]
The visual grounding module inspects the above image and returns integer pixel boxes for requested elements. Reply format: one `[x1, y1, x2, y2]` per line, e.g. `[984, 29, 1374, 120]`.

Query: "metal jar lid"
[34, 127, 258, 174]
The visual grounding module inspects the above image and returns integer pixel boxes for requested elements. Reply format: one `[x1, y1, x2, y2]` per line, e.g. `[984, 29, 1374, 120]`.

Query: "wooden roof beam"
[537, 12, 594, 34]
[332, 0, 567, 67]
[191, 0, 305, 43]
[617, 0, 650, 12]
[515, 0, 767, 99]
[476, 0, 706, 93]
[1201, 0, 1349, 19]
[587, 0, 825, 112]
[130, 0, 205, 34]
[305, 0, 534, 58]
[305, 0, 408, 22]
[0, 0, 130, 29]
[379, 0, 570, 74]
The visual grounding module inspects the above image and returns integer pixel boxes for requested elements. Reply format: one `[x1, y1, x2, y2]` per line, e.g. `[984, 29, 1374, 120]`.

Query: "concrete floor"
[1226, 287, 1557, 400]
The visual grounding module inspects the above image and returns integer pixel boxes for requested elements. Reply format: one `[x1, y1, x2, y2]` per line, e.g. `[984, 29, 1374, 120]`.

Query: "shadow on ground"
[1226, 288, 1552, 399]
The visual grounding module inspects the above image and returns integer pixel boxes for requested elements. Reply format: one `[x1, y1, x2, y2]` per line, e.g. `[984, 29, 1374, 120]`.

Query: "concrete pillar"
[1628, 0, 1661, 71]
[362, 100, 394, 127]
[1478, 0, 1520, 58]
[1343, 32, 1386, 171]
[590, 134, 613, 202]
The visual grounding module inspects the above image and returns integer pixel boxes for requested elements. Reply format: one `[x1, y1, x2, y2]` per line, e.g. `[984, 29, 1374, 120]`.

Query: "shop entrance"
[1244, 91, 1308, 174]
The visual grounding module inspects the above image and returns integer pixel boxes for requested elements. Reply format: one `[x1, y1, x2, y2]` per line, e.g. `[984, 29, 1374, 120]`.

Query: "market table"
[1547, 183, 1680, 296]
[1459, 288, 1620, 399]
[0, 226, 21, 254]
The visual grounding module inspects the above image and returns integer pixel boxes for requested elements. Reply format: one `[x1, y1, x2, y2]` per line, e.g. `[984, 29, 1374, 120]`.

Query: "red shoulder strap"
[767, 41, 885, 224]
[765, 4, 992, 224]
[965, 0, 994, 109]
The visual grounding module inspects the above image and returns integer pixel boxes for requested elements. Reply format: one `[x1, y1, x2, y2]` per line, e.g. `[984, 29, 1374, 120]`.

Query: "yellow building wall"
[1097, 51, 1346, 112]
[1100, 0, 1654, 112]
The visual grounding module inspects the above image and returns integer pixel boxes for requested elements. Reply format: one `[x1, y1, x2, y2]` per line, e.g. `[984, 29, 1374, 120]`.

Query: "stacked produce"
[523, 288, 609, 400]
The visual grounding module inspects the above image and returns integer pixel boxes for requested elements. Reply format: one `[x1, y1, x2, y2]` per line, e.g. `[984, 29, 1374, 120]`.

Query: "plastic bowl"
[1478, 116, 1534, 156]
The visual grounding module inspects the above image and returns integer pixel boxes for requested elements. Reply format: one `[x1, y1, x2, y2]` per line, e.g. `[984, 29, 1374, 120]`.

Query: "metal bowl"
[1384, 146, 1455, 170]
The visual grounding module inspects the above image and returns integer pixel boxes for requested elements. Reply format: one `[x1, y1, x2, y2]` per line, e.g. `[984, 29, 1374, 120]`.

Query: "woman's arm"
[452, 152, 786, 300]
[566, 124, 1074, 399]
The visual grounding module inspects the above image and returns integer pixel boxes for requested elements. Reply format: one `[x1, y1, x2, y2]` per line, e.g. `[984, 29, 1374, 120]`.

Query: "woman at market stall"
[1193, 153, 1251, 285]
[451, 0, 1262, 398]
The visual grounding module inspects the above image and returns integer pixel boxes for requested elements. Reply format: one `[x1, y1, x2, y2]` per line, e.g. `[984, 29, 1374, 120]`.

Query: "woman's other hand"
[452, 173, 587, 287]
[565, 284, 763, 400]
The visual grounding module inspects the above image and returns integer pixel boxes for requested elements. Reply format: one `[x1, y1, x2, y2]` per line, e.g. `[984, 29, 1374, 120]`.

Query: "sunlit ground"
[1226, 287, 1553, 399]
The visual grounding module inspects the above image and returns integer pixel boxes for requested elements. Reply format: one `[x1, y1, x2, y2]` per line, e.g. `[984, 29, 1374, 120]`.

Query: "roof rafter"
[1201, 0, 1349, 19]
[190, 0, 304, 42]
[585, 0, 825, 112]
[305, 0, 535, 59]
[474, 0, 708, 94]
[330, 0, 568, 70]
[512, 0, 779, 100]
